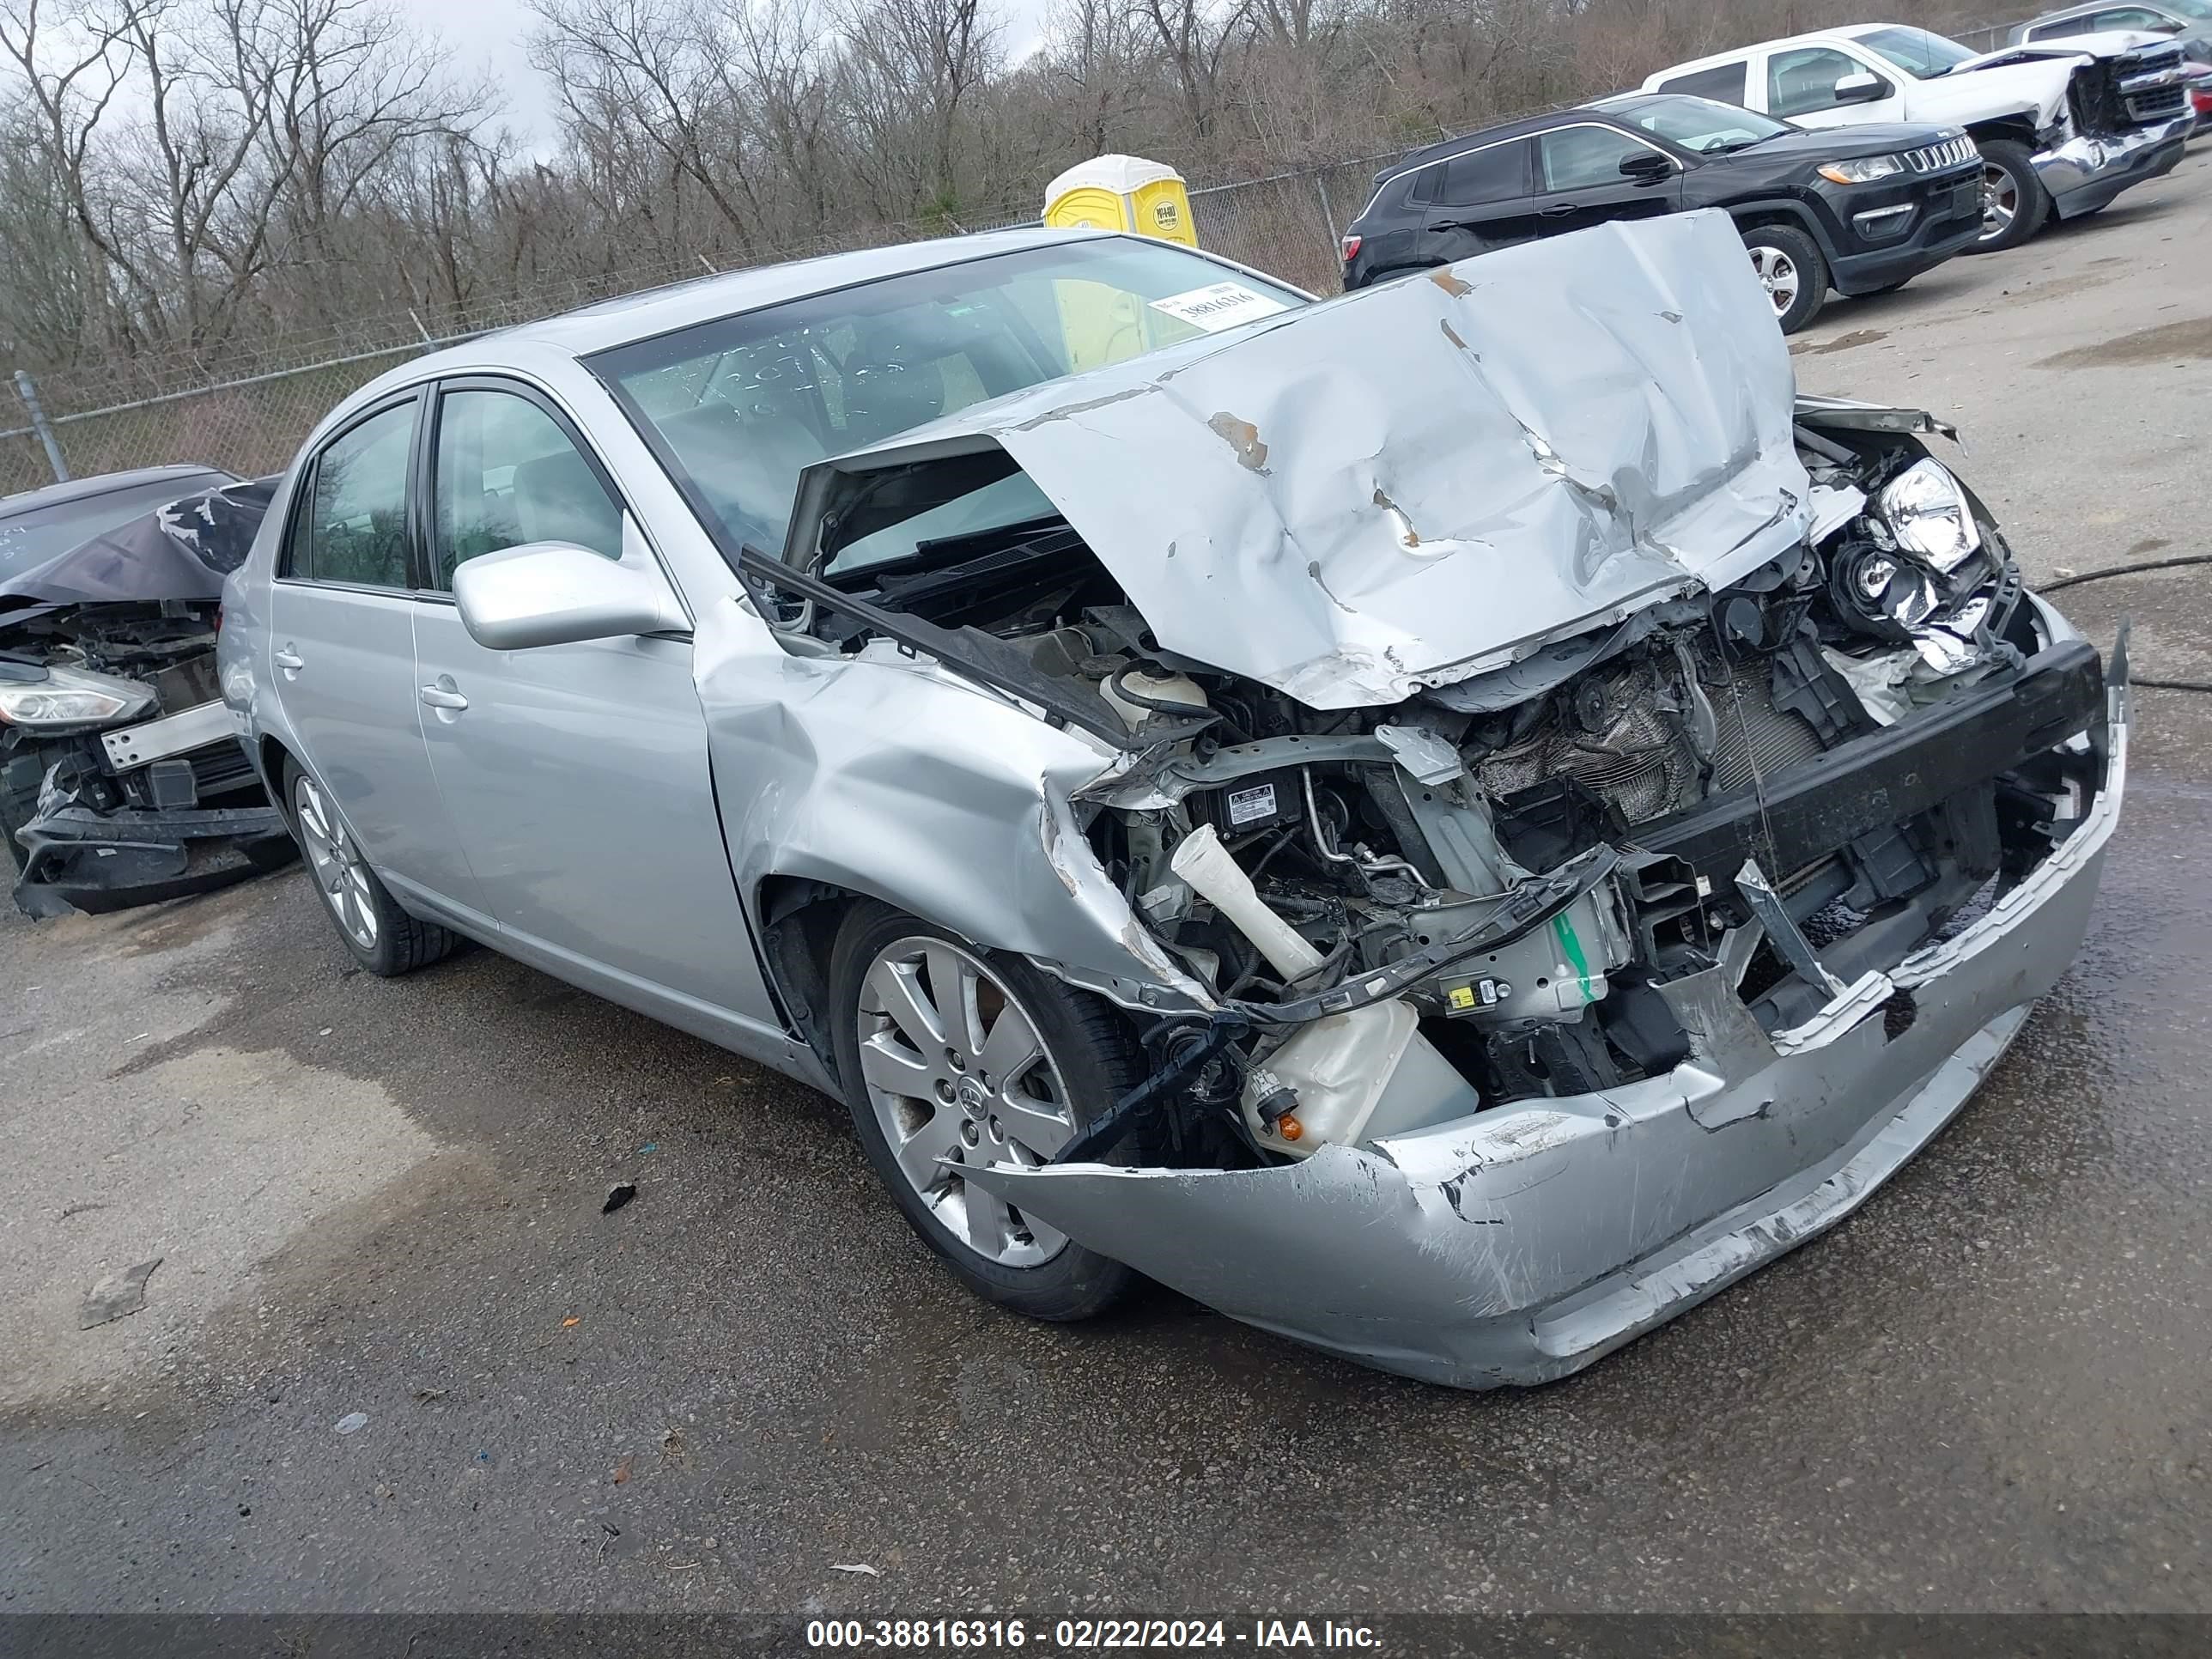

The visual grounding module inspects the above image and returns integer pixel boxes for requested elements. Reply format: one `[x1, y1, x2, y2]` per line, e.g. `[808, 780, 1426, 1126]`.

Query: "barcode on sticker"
[1226, 783, 1277, 826]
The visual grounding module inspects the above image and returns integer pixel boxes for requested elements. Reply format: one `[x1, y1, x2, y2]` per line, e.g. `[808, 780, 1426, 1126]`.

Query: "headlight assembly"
[1873, 457, 1984, 573]
[1817, 155, 1905, 184]
[0, 663, 157, 729]
[1832, 542, 1939, 640]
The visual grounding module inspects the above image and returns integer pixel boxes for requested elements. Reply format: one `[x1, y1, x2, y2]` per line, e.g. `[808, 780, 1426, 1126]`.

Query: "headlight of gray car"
[0, 663, 157, 729]
[1872, 456, 1983, 573]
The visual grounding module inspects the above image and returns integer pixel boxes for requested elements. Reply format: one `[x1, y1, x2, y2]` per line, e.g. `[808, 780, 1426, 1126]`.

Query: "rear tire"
[829, 901, 1146, 1322]
[1964, 141, 2049, 253]
[1740, 224, 1828, 334]
[283, 758, 457, 976]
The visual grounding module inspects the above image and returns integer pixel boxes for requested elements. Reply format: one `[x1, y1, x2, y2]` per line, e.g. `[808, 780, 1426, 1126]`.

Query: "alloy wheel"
[1979, 164, 2018, 241]
[855, 936, 1076, 1267]
[1748, 245, 1799, 318]
[294, 774, 379, 952]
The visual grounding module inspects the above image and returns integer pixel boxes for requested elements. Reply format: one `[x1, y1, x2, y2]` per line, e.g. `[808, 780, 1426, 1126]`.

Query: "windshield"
[1855, 27, 1980, 76]
[1611, 95, 1792, 152]
[587, 238, 1304, 570]
[2164, 0, 2211, 17]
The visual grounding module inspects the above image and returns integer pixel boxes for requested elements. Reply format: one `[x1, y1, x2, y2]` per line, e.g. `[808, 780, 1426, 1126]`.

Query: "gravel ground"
[3, 149, 2209, 1619]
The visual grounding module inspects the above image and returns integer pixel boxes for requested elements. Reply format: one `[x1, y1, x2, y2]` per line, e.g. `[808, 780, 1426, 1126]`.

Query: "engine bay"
[747, 416, 2109, 1169]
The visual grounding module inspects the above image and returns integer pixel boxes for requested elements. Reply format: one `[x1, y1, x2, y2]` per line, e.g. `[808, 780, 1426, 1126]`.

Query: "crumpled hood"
[788, 210, 1813, 709]
[1956, 28, 2172, 71]
[0, 476, 275, 616]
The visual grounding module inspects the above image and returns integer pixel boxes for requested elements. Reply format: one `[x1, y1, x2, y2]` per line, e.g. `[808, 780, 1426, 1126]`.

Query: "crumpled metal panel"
[789, 211, 1812, 709]
[962, 688, 2125, 1387]
[687, 598, 1214, 1013]
[0, 477, 276, 610]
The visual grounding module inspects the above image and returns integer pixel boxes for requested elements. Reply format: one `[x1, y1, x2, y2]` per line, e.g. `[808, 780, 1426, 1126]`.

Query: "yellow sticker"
[1446, 985, 1477, 1012]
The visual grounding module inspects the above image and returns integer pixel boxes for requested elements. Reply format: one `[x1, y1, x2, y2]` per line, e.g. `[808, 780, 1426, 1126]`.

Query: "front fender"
[692, 598, 1212, 1014]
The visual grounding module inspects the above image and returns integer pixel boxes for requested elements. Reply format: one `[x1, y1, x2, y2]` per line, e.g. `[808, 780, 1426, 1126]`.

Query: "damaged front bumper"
[965, 667, 2128, 1389]
[12, 798, 290, 918]
[2034, 114, 2191, 217]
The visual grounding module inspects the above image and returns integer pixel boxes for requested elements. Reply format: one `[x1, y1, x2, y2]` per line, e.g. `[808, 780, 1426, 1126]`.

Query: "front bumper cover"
[963, 665, 2128, 1389]
[12, 799, 290, 918]
[2034, 115, 2192, 217]
[1824, 169, 1984, 296]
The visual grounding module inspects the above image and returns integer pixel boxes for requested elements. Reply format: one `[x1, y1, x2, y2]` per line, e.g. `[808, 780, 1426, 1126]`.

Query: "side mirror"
[453, 540, 687, 650]
[1620, 150, 1674, 180]
[1832, 71, 1889, 104]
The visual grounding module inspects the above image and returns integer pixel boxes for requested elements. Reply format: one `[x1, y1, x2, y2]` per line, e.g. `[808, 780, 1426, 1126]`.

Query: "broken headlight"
[1872, 458, 1982, 573]
[1831, 541, 1940, 640]
[0, 664, 156, 730]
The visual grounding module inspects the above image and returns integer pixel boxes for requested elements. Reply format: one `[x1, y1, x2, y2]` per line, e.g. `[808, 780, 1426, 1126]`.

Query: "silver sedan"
[221, 216, 2124, 1387]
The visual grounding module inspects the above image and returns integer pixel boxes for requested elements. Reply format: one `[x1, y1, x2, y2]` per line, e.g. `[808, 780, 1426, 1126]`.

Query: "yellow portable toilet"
[1043, 155, 1198, 247]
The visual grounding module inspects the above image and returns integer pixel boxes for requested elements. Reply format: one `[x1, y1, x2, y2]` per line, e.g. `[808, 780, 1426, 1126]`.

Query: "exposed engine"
[755, 415, 2106, 1170]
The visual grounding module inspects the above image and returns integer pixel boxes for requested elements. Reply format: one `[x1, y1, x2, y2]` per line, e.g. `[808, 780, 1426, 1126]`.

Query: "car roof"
[482, 225, 1108, 359]
[0, 463, 234, 520]
[2022, 0, 2167, 16]
[1648, 21, 1920, 79]
[1381, 106, 1621, 181]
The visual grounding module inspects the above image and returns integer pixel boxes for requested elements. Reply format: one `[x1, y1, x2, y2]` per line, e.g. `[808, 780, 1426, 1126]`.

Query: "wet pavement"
[3, 154, 2210, 1616]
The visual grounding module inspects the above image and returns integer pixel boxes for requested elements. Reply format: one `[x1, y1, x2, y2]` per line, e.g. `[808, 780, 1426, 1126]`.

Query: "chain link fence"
[0, 212, 1059, 496]
[0, 146, 1417, 499]
[1, 10, 2032, 497]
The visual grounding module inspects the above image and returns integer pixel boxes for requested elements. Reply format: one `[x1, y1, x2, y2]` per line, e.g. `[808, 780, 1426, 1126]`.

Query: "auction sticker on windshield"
[1149, 282, 1290, 332]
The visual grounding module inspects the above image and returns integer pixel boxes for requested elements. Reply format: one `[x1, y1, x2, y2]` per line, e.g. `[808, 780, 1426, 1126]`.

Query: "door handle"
[274, 647, 305, 672]
[1538, 203, 1578, 218]
[419, 685, 469, 711]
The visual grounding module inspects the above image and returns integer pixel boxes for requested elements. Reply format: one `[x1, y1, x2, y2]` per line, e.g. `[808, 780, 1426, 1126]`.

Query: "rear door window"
[291, 401, 416, 588]
[1431, 138, 1533, 205]
[1656, 62, 1750, 105]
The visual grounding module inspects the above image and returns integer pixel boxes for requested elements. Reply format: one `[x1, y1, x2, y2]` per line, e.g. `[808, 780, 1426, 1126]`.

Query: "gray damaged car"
[222, 212, 2124, 1388]
[3, 465, 292, 915]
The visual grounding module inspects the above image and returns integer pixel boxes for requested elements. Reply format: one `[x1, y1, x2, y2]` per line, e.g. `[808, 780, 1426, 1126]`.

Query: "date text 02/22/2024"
[805, 1619, 1382, 1649]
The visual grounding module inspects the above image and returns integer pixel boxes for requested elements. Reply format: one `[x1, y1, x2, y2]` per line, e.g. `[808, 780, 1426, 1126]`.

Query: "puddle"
[2036, 317, 2212, 370]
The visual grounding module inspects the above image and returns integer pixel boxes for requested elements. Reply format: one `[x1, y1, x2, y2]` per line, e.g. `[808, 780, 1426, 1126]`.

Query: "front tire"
[283, 759, 457, 976]
[1965, 140, 2049, 253]
[1741, 224, 1827, 333]
[829, 902, 1145, 1322]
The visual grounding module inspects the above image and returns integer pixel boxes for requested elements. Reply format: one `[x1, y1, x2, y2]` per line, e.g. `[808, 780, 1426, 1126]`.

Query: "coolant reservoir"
[1102, 668, 1206, 730]
[1241, 1005, 1419, 1153]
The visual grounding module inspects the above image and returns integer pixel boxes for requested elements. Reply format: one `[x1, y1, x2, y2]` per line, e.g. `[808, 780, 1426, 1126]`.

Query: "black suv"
[1340, 93, 1984, 332]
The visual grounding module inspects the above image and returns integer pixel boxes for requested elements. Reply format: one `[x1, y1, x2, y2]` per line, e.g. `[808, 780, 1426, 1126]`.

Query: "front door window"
[430, 387, 624, 590]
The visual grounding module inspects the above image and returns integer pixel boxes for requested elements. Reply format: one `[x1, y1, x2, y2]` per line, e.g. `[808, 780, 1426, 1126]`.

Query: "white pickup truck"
[1641, 22, 2193, 251]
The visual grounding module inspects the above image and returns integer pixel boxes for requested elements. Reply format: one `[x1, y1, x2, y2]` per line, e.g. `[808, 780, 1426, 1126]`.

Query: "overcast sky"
[393, 0, 1058, 156]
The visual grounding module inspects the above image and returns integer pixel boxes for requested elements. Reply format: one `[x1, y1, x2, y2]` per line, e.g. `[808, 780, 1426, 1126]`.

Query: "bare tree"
[1134, 0, 1249, 141]
[835, 0, 1003, 219]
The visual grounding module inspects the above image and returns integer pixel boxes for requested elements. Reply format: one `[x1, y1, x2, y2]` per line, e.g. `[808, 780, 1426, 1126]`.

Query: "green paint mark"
[1552, 913, 1595, 1001]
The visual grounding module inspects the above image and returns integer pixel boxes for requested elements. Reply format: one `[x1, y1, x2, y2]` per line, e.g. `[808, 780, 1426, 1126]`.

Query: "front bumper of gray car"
[2034, 114, 2192, 217]
[965, 665, 2127, 1389]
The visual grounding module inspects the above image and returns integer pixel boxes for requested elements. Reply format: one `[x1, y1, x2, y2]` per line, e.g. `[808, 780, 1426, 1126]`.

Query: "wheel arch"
[751, 869, 1170, 1088]
[258, 734, 300, 819]
[754, 873, 874, 1082]
[1727, 198, 1836, 258]
[1964, 114, 2040, 151]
